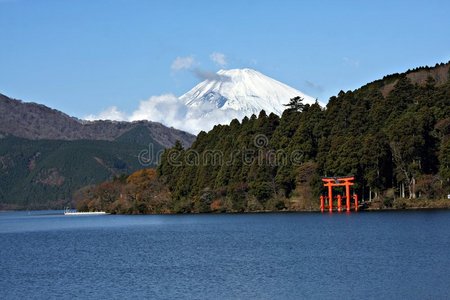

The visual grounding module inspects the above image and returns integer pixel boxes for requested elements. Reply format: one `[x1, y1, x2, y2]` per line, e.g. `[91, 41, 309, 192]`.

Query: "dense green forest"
[79, 62, 450, 213]
[0, 126, 167, 209]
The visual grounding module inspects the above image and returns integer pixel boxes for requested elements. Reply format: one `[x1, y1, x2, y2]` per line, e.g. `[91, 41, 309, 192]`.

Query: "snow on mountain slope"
[180, 68, 319, 119]
[89, 68, 321, 134]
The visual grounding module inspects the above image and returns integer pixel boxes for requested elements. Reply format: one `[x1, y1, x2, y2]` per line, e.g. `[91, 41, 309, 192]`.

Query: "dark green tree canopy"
[77, 61, 450, 214]
[284, 96, 305, 112]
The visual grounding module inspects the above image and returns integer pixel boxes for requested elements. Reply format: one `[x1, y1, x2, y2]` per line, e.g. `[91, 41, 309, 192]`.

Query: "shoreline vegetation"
[82, 200, 450, 214]
[2, 62, 449, 212]
[1, 167, 449, 213]
[71, 63, 450, 215]
[70, 168, 450, 215]
[2, 199, 450, 214]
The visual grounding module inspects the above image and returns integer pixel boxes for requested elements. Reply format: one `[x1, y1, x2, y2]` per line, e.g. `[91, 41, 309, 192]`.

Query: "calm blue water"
[1, 210, 450, 299]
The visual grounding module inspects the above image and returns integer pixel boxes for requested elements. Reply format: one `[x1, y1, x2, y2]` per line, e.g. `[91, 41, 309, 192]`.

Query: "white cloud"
[84, 106, 127, 121]
[171, 56, 195, 71]
[210, 52, 227, 67]
[129, 94, 238, 134]
[129, 94, 187, 127]
[84, 94, 246, 135]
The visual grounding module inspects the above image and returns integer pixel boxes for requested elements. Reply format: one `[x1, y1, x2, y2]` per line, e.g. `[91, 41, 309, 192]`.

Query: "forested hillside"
[0, 134, 163, 209]
[0, 93, 195, 209]
[79, 62, 450, 213]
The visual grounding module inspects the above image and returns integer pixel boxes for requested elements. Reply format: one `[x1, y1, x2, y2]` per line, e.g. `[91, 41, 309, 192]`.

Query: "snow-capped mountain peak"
[180, 68, 318, 117]
[86, 68, 321, 135]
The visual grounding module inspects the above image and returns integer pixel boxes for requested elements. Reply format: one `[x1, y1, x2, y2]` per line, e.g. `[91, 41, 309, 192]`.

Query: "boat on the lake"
[64, 208, 108, 216]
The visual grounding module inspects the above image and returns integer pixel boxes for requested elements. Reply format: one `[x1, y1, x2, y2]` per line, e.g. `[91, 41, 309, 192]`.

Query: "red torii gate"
[320, 176, 358, 212]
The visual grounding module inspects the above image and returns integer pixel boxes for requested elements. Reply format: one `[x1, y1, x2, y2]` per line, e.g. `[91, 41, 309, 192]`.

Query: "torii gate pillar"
[321, 176, 357, 212]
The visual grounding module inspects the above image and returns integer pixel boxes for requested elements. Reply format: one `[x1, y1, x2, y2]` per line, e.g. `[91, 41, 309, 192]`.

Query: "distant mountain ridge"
[0, 93, 195, 209]
[0, 93, 194, 148]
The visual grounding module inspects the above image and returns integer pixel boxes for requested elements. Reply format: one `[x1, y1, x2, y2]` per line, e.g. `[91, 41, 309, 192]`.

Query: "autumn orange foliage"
[210, 199, 222, 212]
[76, 168, 171, 214]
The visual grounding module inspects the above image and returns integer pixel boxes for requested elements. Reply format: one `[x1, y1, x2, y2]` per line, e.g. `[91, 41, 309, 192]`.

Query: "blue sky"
[1, 0, 450, 119]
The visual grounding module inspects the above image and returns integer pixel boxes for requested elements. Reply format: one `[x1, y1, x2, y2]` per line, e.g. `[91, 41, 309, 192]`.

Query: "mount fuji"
[180, 69, 319, 125]
[88, 68, 321, 134]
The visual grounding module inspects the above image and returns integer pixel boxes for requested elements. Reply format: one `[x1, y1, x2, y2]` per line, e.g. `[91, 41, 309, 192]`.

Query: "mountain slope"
[0, 93, 195, 148]
[0, 129, 166, 209]
[0, 136, 151, 208]
[179, 69, 319, 131]
[0, 93, 195, 209]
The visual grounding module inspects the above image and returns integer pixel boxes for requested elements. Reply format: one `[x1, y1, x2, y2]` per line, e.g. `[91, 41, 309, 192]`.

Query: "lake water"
[1, 210, 449, 299]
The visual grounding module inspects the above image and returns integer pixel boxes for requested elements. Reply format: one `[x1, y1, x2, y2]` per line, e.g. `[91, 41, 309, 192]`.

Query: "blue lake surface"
[1, 210, 450, 299]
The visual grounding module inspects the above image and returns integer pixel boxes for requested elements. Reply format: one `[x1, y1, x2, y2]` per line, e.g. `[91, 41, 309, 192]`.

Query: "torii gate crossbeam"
[320, 176, 358, 212]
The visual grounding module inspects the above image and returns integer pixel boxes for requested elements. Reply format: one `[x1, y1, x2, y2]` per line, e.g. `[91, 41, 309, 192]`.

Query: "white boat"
[64, 208, 109, 216]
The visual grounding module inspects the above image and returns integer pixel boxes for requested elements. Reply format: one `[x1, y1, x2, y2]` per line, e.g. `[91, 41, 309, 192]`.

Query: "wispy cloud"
[343, 57, 360, 68]
[192, 68, 231, 82]
[305, 80, 324, 92]
[171, 55, 195, 71]
[210, 52, 227, 67]
[171, 53, 230, 82]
